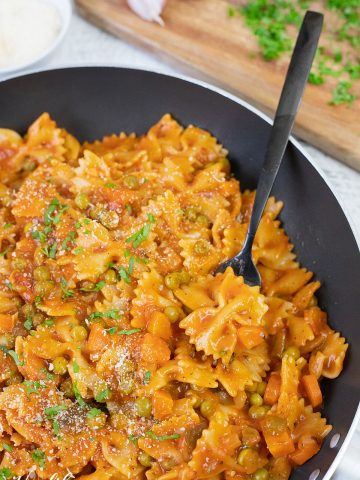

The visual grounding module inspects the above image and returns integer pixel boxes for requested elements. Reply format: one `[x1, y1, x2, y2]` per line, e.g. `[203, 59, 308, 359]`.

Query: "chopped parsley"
[24, 316, 33, 330]
[24, 379, 46, 395]
[61, 231, 76, 251]
[143, 371, 151, 384]
[228, 0, 360, 105]
[44, 198, 69, 226]
[88, 309, 121, 322]
[31, 449, 46, 469]
[126, 214, 155, 248]
[80, 281, 105, 292]
[128, 434, 138, 444]
[3, 223, 13, 229]
[118, 266, 131, 284]
[125, 203, 132, 214]
[0, 468, 14, 480]
[41, 243, 57, 259]
[118, 328, 141, 336]
[2, 444, 12, 453]
[31, 230, 47, 243]
[106, 326, 119, 335]
[146, 431, 180, 441]
[95, 389, 110, 402]
[87, 408, 102, 418]
[0, 346, 24, 366]
[330, 80, 356, 105]
[60, 278, 74, 299]
[73, 383, 87, 408]
[44, 405, 67, 418]
[73, 247, 84, 255]
[104, 182, 117, 188]
[43, 319, 54, 327]
[73, 362, 80, 373]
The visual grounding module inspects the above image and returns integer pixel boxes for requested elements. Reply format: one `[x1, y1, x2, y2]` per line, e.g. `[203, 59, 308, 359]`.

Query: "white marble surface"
[9, 5, 360, 478]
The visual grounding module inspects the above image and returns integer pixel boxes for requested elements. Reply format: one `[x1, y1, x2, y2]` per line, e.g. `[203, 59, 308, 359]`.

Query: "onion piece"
[127, 0, 166, 25]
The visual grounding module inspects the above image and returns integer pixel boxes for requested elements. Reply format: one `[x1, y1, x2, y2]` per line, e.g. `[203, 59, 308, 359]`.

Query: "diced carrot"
[152, 390, 174, 420]
[260, 420, 295, 458]
[237, 326, 266, 349]
[302, 374, 323, 408]
[264, 373, 281, 405]
[140, 333, 171, 365]
[0, 314, 14, 334]
[289, 436, 320, 465]
[148, 311, 172, 340]
[86, 323, 109, 353]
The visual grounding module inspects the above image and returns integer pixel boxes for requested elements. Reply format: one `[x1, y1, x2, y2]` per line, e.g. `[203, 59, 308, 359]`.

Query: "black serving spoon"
[216, 11, 323, 286]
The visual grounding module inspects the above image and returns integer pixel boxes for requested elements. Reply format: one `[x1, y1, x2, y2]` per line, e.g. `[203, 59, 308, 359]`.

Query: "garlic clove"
[127, 0, 166, 25]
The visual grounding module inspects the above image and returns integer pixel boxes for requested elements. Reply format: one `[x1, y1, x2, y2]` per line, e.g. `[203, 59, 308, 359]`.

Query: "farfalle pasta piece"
[131, 269, 180, 328]
[180, 269, 268, 363]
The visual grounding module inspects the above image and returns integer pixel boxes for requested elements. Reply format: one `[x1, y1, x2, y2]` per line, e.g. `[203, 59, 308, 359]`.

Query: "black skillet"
[0, 66, 359, 480]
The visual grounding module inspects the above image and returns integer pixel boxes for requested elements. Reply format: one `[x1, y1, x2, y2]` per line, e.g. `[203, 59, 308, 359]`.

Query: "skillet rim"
[0, 64, 359, 480]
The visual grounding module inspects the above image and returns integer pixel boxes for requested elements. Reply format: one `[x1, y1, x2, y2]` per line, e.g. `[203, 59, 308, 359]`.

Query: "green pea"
[193, 240, 210, 256]
[33, 266, 51, 281]
[200, 399, 215, 418]
[179, 270, 191, 285]
[262, 415, 287, 436]
[104, 269, 117, 284]
[185, 207, 198, 222]
[283, 346, 300, 360]
[33, 312, 45, 326]
[123, 175, 138, 189]
[22, 159, 36, 172]
[22, 303, 35, 317]
[164, 306, 180, 323]
[196, 214, 210, 228]
[34, 280, 54, 297]
[53, 356, 68, 375]
[135, 397, 152, 417]
[250, 393, 263, 407]
[138, 451, 152, 467]
[237, 448, 258, 466]
[60, 377, 75, 398]
[90, 203, 106, 220]
[248, 405, 268, 420]
[164, 273, 181, 290]
[12, 257, 28, 270]
[75, 193, 90, 210]
[253, 468, 269, 480]
[161, 458, 176, 471]
[100, 211, 120, 230]
[71, 325, 88, 342]
[256, 381, 267, 396]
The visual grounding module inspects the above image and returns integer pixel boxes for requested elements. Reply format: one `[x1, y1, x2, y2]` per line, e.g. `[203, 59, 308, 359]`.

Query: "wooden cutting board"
[75, 0, 360, 171]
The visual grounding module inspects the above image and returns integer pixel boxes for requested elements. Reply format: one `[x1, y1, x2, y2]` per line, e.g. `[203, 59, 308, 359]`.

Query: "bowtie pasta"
[0, 114, 347, 480]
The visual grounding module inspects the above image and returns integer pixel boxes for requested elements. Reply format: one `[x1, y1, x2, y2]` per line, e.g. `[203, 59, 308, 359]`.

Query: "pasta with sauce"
[0, 113, 348, 480]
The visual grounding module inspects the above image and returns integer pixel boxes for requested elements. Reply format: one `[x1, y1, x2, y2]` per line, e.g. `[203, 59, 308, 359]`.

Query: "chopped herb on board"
[228, 0, 360, 105]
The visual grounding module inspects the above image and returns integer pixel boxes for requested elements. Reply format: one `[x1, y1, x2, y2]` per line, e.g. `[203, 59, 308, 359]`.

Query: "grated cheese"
[0, 0, 61, 69]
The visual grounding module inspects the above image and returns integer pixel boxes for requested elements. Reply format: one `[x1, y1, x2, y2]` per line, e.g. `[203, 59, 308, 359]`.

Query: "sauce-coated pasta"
[0, 114, 348, 480]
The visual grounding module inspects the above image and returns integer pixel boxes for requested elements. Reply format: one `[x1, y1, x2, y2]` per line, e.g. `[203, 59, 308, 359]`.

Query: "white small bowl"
[0, 0, 72, 77]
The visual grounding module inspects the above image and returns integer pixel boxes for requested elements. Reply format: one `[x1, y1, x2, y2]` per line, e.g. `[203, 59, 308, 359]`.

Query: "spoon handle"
[243, 11, 323, 252]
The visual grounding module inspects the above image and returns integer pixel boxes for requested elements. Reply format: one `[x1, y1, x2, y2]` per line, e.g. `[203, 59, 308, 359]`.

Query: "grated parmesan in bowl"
[0, 0, 71, 75]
